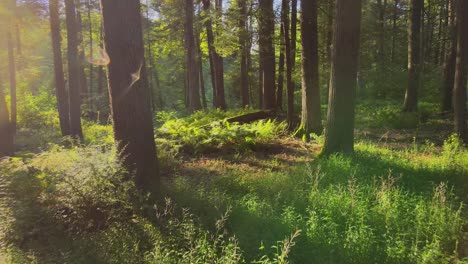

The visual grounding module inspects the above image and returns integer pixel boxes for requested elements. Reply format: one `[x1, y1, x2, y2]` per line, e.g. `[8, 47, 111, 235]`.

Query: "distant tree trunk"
[377, 0, 387, 68]
[258, 0, 276, 109]
[391, 0, 399, 63]
[97, 22, 104, 95]
[290, 0, 297, 70]
[87, 0, 93, 108]
[322, 0, 362, 155]
[50, 0, 70, 136]
[441, 0, 457, 113]
[281, 0, 294, 127]
[403, 0, 423, 112]
[7, 14, 17, 136]
[298, 0, 321, 138]
[195, 32, 207, 109]
[145, 0, 155, 111]
[65, 0, 83, 138]
[239, 0, 250, 107]
[277, 23, 285, 110]
[76, 9, 89, 103]
[326, 0, 334, 64]
[14, 0, 22, 57]
[185, 0, 202, 111]
[100, 0, 159, 193]
[434, 3, 444, 65]
[0, 86, 13, 158]
[258, 59, 263, 108]
[213, 0, 226, 110]
[453, 0, 467, 142]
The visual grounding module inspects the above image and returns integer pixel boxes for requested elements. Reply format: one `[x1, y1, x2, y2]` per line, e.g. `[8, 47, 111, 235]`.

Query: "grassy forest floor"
[0, 101, 467, 263]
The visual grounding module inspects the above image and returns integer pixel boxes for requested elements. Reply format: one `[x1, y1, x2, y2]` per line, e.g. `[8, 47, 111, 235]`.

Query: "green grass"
[2, 103, 467, 263]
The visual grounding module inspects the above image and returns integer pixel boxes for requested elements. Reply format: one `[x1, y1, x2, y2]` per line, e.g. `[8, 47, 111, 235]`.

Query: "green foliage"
[156, 109, 287, 154]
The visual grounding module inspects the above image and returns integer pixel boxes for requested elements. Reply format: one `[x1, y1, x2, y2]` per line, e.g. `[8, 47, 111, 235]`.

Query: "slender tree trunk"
[327, 0, 334, 64]
[76, 8, 89, 103]
[100, 0, 159, 193]
[277, 22, 285, 110]
[185, 0, 202, 111]
[145, 0, 155, 111]
[213, 0, 226, 110]
[298, 0, 321, 138]
[50, 0, 70, 136]
[97, 21, 104, 96]
[0, 84, 13, 158]
[434, 3, 443, 65]
[258, 0, 276, 109]
[290, 0, 297, 70]
[202, 0, 217, 107]
[322, 0, 362, 155]
[403, 0, 423, 112]
[195, 32, 207, 109]
[7, 15, 17, 136]
[282, 0, 294, 127]
[441, 0, 456, 113]
[87, 0, 93, 109]
[377, 0, 387, 68]
[391, 0, 399, 63]
[239, 0, 250, 107]
[453, 0, 467, 142]
[65, 0, 83, 138]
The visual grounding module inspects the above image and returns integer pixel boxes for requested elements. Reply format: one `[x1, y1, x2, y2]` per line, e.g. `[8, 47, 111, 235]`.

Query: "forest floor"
[1, 102, 468, 263]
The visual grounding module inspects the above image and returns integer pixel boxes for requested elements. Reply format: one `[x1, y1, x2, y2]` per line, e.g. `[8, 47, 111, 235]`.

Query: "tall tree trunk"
[434, 3, 443, 65]
[195, 31, 207, 109]
[441, 0, 456, 113]
[65, 0, 83, 138]
[76, 8, 89, 104]
[7, 12, 17, 136]
[277, 21, 285, 110]
[258, 0, 276, 109]
[453, 0, 467, 142]
[290, 0, 297, 70]
[326, 0, 334, 64]
[322, 0, 362, 155]
[145, 0, 155, 111]
[282, 0, 294, 127]
[213, 0, 226, 110]
[100, 0, 159, 193]
[391, 0, 399, 63]
[0, 84, 13, 158]
[50, 0, 70, 136]
[14, 0, 22, 57]
[185, 0, 202, 111]
[87, 0, 93, 109]
[298, 0, 321, 138]
[377, 0, 387, 68]
[239, 0, 250, 107]
[403, 0, 423, 112]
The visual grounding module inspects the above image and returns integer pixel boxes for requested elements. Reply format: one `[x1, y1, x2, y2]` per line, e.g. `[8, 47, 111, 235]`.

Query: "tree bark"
[281, 0, 294, 127]
[290, 0, 297, 70]
[195, 31, 207, 109]
[185, 0, 202, 111]
[391, 0, 399, 63]
[7, 13, 17, 136]
[0, 85, 13, 158]
[87, 0, 93, 107]
[453, 0, 467, 142]
[50, 0, 71, 136]
[239, 0, 250, 107]
[100, 0, 159, 193]
[65, 0, 83, 138]
[76, 8, 89, 103]
[403, 0, 423, 112]
[322, 0, 362, 155]
[441, 0, 457, 113]
[326, 0, 334, 65]
[298, 0, 321, 138]
[258, 0, 276, 109]
[277, 22, 285, 110]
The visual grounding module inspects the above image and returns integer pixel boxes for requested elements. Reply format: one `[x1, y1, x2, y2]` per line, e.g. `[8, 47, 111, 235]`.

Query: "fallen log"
[223, 109, 277, 124]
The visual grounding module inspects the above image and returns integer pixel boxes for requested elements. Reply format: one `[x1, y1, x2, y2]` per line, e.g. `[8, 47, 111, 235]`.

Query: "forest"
[0, 0, 467, 263]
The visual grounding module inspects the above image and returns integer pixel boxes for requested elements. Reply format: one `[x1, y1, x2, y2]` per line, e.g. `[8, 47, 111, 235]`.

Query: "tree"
[49, 0, 70, 136]
[297, 0, 321, 138]
[202, 0, 226, 110]
[238, 0, 250, 107]
[65, 0, 83, 138]
[100, 0, 159, 192]
[322, 0, 362, 155]
[403, 0, 423, 112]
[7, 0, 17, 136]
[441, 0, 456, 112]
[453, 0, 467, 142]
[281, 0, 293, 127]
[0, 83, 14, 158]
[185, 0, 202, 111]
[258, 0, 276, 109]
